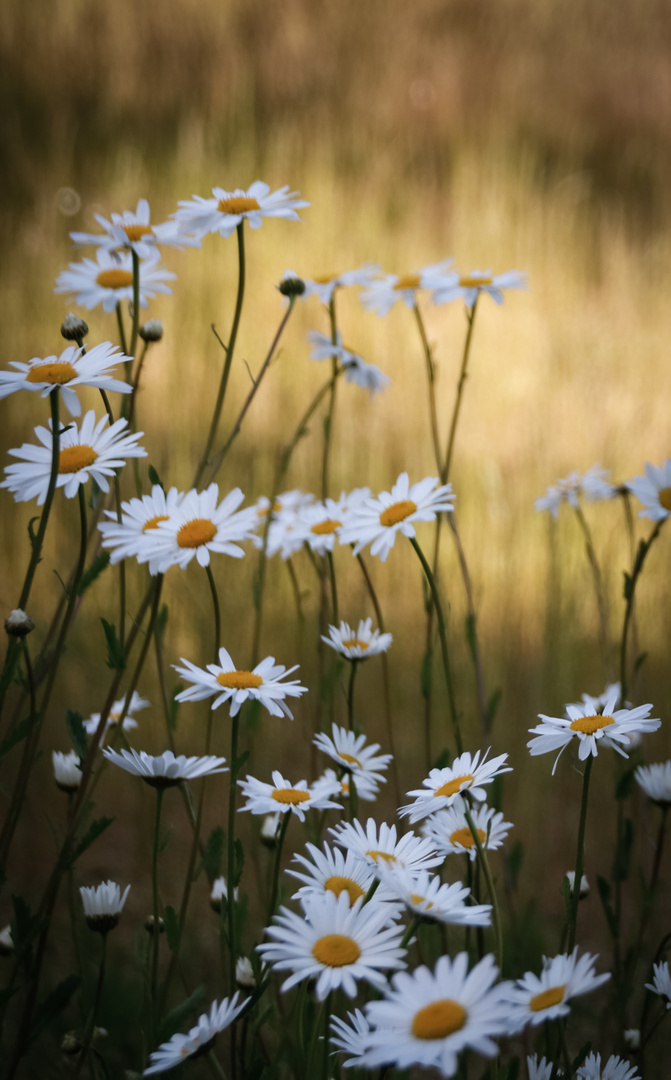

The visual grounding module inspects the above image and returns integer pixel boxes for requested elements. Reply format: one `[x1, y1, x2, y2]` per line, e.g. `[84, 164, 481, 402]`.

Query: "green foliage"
[77, 550, 110, 595]
[164, 906, 181, 952]
[31, 974, 81, 1041]
[100, 617, 126, 670]
[65, 709, 87, 761]
[65, 816, 114, 868]
[148, 465, 164, 490]
[0, 712, 40, 758]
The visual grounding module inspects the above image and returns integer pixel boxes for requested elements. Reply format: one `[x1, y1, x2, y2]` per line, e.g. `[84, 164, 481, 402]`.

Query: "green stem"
[619, 520, 664, 707]
[573, 503, 609, 670]
[227, 712, 240, 996]
[321, 296, 339, 498]
[267, 812, 291, 923]
[205, 565, 222, 658]
[464, 804, 503, 972]
[150, 787, 165, 1046]
[73, 932, 108, 1080]
[128, 339, 150, 428]
[129, 250, 141, 360]
[567, 756, 593, 954]
[326, 550, 339, 625]
[116, 302, 129, 359]
[413, 301, 442, 473]
[442, 295, 479, 485]
[448, 513, 488, 743]
[346, 660, 359, 732]
[400, 915, 422, 950]
[620, 490, 641, 695]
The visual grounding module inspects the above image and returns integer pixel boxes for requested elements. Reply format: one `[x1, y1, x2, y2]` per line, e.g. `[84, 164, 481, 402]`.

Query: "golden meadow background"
[2, 0, 671, 1067]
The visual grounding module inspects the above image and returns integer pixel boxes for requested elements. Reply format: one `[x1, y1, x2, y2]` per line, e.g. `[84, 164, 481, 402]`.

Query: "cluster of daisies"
[535, 460, 671, 523]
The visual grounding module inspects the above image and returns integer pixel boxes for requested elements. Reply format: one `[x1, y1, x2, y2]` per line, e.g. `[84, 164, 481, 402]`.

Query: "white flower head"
[377, 865, 492, 927]
[401, 750, 512, 824]
[143, 994, 246, 1075]
[321, 618, 392, 661]
[314, 723, 392, 789]
[338, 472, 455, 562]
[102, 747, 227, 788]
[330, 1008, 372, 1068]
[145, 484, 256, 572]
[174, 646, 306, 719]
[577, 1053, 639, 1080]
[431, 268, 527, 309]
[626, 459, 671, 520]
[535, 465, 616, 519]
[52, 750, 82, 792]
[645, 960, 671, 1008]
[330, 818, 443, 876]
[210, 876, 238, 912]
[0, 925, 14, 956]
[360, 260, 455, 316]
[83, 691, 150, 738]
[173, 181, 309, 240]
[70, 198, 200, 258]
[239, 771, 342, 822]
[80, 881, 130, 933]
[98, 485, 185, 573]
[320, 766, 382, 804]
[504, 948, 610, 1030]
[55, 249, 176, 313]
[252, 489, 315, 560]
[421, 796, 513, 861]
[527, 1056, 554, 1080]
[623, 1029, 640, 1050]
[297, 264, 379, 305]
[0, 343, 132, 417]
[287, 841, 387, 907]
[635, 761, 671, 807]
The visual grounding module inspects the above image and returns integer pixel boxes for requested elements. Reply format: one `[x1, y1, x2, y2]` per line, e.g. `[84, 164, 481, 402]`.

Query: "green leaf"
[200, 827, 225, 882]
[571, 1043, 592, 1073]
[0, 713, 40, 758]
[164, 906, 181, 952]
[233, 838, 245, 888]
[420, 648, 432, 699]
[100, 618, 126, 670]
[148, 465, 164, 490]
[66, 817, 114, 868]
[155, 603, 169, 643]
[31, 974, 81, 1041]
[622, 570, 632, 601]
[77, 550, 110, 595]
[234, 750, 250, 775]
[596, 875, 617, 938]
[464, 613, 477, 663]
[158, 984, 206, 1044]
[561, 873, 571, 916]
[66, 709, 87, 762]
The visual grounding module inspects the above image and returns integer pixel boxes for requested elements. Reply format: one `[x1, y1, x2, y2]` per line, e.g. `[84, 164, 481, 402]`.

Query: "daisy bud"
[61, 313, 89, 342]
[139, 319, 163, 343]
[0, 925, 14, 956]
[278, 274, 305, 298]
[624, 1029, 640, 1050]
[80, 881, 130, 934]
[210, 876, 238, 913]
[5, 609, 35, 638]
[565, 871, 589, 899]
[53, 750, 82, 793]
[260, 814, 280, 848]
[61, 1031, 83, 1056]
[235, 957, 256, 989]
[144, 914, 165, 934]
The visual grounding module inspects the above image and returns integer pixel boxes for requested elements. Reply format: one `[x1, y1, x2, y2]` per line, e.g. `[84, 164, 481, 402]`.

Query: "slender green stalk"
[464, 804, 503, 971]
[634, 805, 668, 952]
[555, 1019, 573, 1077]
[448, 514, 488, 742]
[620, 489, 641, 695]
[412, 301, 442, 473]
[73, 932, 108, 1080]
[573, 503, 609, 669]
[326, 550, 339, 625]
[129, 250, 141, 359]
[127, 339, 150, 427]
[442, 295, 479, 485]
[227, 712, 241, 996]
[400, 915, 422, 951]
[320, 991, 333, 1080]
[116, 302, 129, 359]
[619, 521, 664, 707]
[567, 756, 593, 953]
[346, 660, 359, 732]
[205, 565, 222, 657]
[321, 295, 339, 498]
[267, 812, 291, 923]
[150, 787, 165, 1045]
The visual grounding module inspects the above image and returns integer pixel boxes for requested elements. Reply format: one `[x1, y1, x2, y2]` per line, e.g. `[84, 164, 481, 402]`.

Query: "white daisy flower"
[504, 948, 610, 1030]
[321, 618, 393, 661]
[330, 1008, 372, 1068]
[314, 723, 392, 787]
[173, 181, 309, 240]
[54, 249, 176, 313]
[343, 355, 391, 398]
[260, 813, 281, 847]
[0, 343, 132, 417]
[635, 761, 671, 807]
[645, 960, 671, 1007]
[98, 486, 185, 572]
[143, 994, 246, 1075]
[363, 952, 509, 1076]
[420, 796, 513, 861]
[83, 691, 150, 737]
[527, 686, 660, 773]
[252, 490, 315, 560]
[52, 750, 82, 793]
[70, 198, 200, 258]
[145, 484, 256, 571]
[296, 265, 379, 305]
[431, 268, 527, 309]
[257, 890, 407, 1000]
[377, 866, 492, 927]
[235, 957, 256, 989]
[287, 841, 386, 907]
[527, 1055, 554, 1080]
[174, 646, 306, 719]
[535, 465, 616, 519]
[293, 496, 347, 554]
[577, 1052, 640, 1080]
[80, 880, 130, 934]
[626, 459, 671, 520]
[360, 260, 455, 317]
[330, 818, 443, 876]
[238, 771, 342, 822]
[102, 747, 227, 788]
[338, 472, 455, 562]
[1, 410, 146, 506]
[320, 766, 382, 804]
[400, 750, 512, 824]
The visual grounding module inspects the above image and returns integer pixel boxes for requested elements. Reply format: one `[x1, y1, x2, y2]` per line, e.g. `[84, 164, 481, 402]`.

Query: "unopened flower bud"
[5, 609, 35, 638]
[53, 750, 82, 793]
[61, 1031, 83, 1055]
[0, 925, 14, 956]
[61, 313, 89, 342]
[236, 957, 256, 989]
[139, 319, 163, 343]
[624, 1029, 640, 1050]
[210, 876, 238, 913]
[144, 914, 165, 934]
[565, 871, 589, 899]
[278, 273, 305, 298]
[260, 814, 280, 849]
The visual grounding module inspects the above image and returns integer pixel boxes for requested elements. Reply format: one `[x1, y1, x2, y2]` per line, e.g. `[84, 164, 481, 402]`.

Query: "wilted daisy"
[577, 1053, 639, 1080]
[71, 198, 200, 258]
[322, 618, 393, 661]
[364, 953, 509, 1076]
[527, 686, 660, 773]
[1, 410, 146, 505]
[297, 265, 378, 305]
[83, 691, 150, 736]
[400, 750, 512, 824]
[55, 249, 176, 312]
[238, 771, 341, 822]
[0, 343, 132, 416]
[98, 486, 185, 570]
[173, 181, 309, 239]
[338, 472, 455, 562]
[527, 1056, 553, 1080]
[378, 866, 492, 927]
[421, 796, 513, 861]
[174, 646, 306, 719]
[626, 459, 671, 520]
[331, 818, 443, 875]
[52, 750, 82, 793]
[635, 761, 671, 806]
[80, 881, 130, 934]
[314, 723, 392, 784]
[535, 465, 616, 519]
[504, 948, 610, 1030]
[287, 841, 384, 907]
[431, 268, 527, 309]
[330, 1009, 372, 1068]
[143, 994, 246, 1076]
[257, 890, 406, 1000]
[145, 484, 256, 571]
[360, 260, 455, 316]
[102, 747, 227, 787]
[645, 960, 671, 1007]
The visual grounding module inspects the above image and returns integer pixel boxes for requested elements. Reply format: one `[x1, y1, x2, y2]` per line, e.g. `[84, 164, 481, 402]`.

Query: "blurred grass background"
[2, 0, 671, 1070]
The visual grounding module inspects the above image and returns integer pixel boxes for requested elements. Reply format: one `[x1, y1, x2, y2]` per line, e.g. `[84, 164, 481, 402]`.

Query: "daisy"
[257, 890, 406, 1000]
[80, 880, 130, 934]
[98, 486, 185, 571]
[314, 723, 392, 785]
[577, 1053, 640, 1080]
[83, 691, 150, 736]
[252, 489, 315, 560]
[377, 866, 492, 927]
[360, 260, 455, 317]
[174, 646, 306, 719]
[363, 952, 509, 1076]
[0, 343, 132, 417]
[527, 686, 660, 773]
[330, 818, 443, 875]
[626, 460, 671, 521]
[343, 355, 391, 397]
[70, 198, 200, 258]
[320, 766, 382, 803]
[330, 1008, 372, 1068]
[635, 761, 671, 806]
[645, 960, 671, 1007]
[1, 410, 146, 505]
[102, 747, 227, 788]
[287, 841, 385, 907]
[145, 484, 256, 571]
[430, 268, 527, 309]
[143, 994, 246, 1075]
[238, 771, 341, 823]
[293, 496, 347, 555]
[52, 750, 82, 793]
[504, 948, 610, 1030]
[55, 249, 176, 313]
[421, 796, 513, 861]
[400, 750, 512, 824]
[321, 618, 392, 660]
[575, 681, 624, 713]
[624, 1030, 640, 1050]
[0, 926, 14, 956]
[535, 465, 616, 519]
[527, 1056, 554, 1080]
[338, 472, 455, 562]
[173, 181, 309, 240]
[296, 265, 379, 305]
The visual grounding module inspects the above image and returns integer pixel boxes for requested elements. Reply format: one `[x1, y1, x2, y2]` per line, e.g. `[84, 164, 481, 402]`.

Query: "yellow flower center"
[379, 500, 417, 527]
[339, 752, 362, 768]
[58, 445, 98, 474]
[324, 876, 365, 903]
[96, 269, 134, 289]
[459, 274, 493, 288]
[312, 933, 360, 967]
[123, 224, 154, 242]
[217, 196, 261, 215]
[394, 274, 421, 290]
[409, 894, 433, 909]
[530, 985, 566, 1012]
[143, 514, 169, 531]
[434, 774, 474, 798]
[658, 487, 671, 512]
[176, 518, 217, 548]
[449, 826, 486, 849]
[311, 519, 342, 535]
[26, 362, 77, 385]
[341, 640, 369, 653]
[570, 714, 615, 735]
[216, 671, 263, 690]
[366, 849, 396, 864]
[412, 999, 467, 1039]
[271, 788, 310, 805]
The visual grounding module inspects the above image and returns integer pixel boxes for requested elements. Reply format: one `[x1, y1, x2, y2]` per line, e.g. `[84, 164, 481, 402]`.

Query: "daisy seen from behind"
[296, 264, 378, 305]
[421, 796, 513, 861]
[0, 343, 132, 417]
[173, 181, 309, 240]
[330, 1008, 372, 1068]
[55, 249, 176, 313]
[338, 471, 455, 562]
[52, 750, 82, 793]
[504, 948, 610, 1031]
[238, 771, 341, 823]
[626, 459, 671, 520]
[143, 994, 246, 1076]
[307, 331, 390, 398]
[174, 646, 306, 719]
[400, 749, 512, 824]
[635, 761, 671, 806]
[83, 691, 150, 736]
[431, 267, 527, 309]
[102, 747, 227, 788]
[535, 465, 616, 519]
[70, 197, 200, 258]
[80, 880, 130, 934]
[145, 483, 256, 571]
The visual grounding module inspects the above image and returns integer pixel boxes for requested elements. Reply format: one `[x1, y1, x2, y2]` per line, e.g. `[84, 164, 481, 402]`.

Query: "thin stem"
[400, 915, 422, 951]
[115, 302, 129, 359]
[346, 661, 359, 732]
[620, 490, 641, 696]
[321, 296, 339, 499]
[150, 787, 165, 1046]
[635, 805, 668, 951]
[128, 339, 150, 427]
[619, 521, 664, 707]
[326, 550, 339, 625]
[129, 250, 141, 359]
[573, 503, 609, 670]
[448, 514, 488, 743]
[464, 804, 503, 972]
[413, 301, 442, 473]
[73, 932, 108, 1080]
[567, 756, 593, 954]
[267, 812, 291, 923]
[442, 295, 479, 485]
[205, 565, 222, 658]
[227, 712, 240, 996]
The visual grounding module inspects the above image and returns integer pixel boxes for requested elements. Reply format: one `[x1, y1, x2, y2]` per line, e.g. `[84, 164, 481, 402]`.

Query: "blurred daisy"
[0, 343, 132, 416]
[146, 484, 256, 571]
[360, 260, 455, 317]
[71, 198, 200, 258]
[253, 489, 315, 560]
[527, 1056, 553, 1080]
[535, 465, 616, 519]
[338, 472, 455, 562]
[174, 646, 306, 719]
[1, 410, 146, 505]
[307, 330, 389, 394]
[331, 818, 443, 875]
[52, 750, 82, 793]
[330, 1009, 372, 1068]
[400, 749, 512, 824]
[322, 618, 392, 660]
[314, 724, 392, 789]
[504, 948, 610, 1030]
[575, 681, 623, 713]
[83, 691, 150, 736]
[287, 841, 383, 907]
[320, 766, 382, 803]
[421, 796, 513, 861]
[143, 994, 246, 1076]
[364, 952, 509, 1075]
[102, 747, 227, 788]
[98, 485, 184, 570]
[645, 960, 671, 1007]
[257, 890, 406, 1000]
[294, 497, 346, 554]
[307, 329, 352, 363]
[297, 265, 379, 305]
[624, 1030, 640, 1050]
[239, 771, 341, 822]
[635, 761, 671, 806]
[55, 249, 176, 313]
[431, 268, 527, 309]
[527, 686, 660, 773]
[626, 459, 671, 520]
[378, 866, 492, 927]
[80, 881, 130, 934]
[577, 1053, 639, 1080]
[173, 181, 309, 240]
